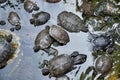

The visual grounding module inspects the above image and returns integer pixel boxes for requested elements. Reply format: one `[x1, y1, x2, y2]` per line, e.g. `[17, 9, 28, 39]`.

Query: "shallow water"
[0, 0, 93, 80]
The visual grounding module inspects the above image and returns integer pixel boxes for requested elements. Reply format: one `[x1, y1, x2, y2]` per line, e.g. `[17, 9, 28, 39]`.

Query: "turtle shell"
[57, 11, 84, 32]
[35, 27, 54, 49]
[48, 54, 73, 77]
[30, 11, 50, 26]
[49, 25, 70, 45]
[8, 11, 20, 26]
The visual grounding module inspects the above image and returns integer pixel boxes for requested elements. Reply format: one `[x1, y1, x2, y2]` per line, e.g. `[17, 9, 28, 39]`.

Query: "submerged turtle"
[88, 32, 115, 54]
[24, 0, 39, 13]
[0, 29, 20, 69]
[8, 11, 21, 31]
[30, 11, 50, 26]
[57, 11, 87, 33]
[41, 51, 87, 79]
[94, 54, 113, 74]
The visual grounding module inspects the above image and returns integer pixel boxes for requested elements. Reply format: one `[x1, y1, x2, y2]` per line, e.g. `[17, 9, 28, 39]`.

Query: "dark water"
[0, 0, 93, 80]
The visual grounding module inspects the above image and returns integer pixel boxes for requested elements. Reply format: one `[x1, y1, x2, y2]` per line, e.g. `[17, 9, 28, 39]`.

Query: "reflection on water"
[0, 0, 93, 80]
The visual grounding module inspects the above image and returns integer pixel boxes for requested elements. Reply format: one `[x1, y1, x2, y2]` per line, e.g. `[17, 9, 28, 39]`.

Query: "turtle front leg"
[44, 47, 58, 57]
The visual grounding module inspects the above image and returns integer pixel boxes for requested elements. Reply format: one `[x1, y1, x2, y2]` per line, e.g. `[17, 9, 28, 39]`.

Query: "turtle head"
[33, 45, 40, 52]
[30, 19, 35, 24]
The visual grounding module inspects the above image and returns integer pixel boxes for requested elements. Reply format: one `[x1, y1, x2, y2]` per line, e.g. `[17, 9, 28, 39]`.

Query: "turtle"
[24, 0, 39, 13]
[30, 11, 50, 26]
[33, 25, 70, 55]
[94, 54, 113, 74]
[8, 11, 21, 31]
[57, 11, 88, 33]
[41, 51, 87, 79]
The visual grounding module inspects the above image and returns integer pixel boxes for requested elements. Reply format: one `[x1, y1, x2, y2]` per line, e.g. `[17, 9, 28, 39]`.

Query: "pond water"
[0, 0, 93, 80]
